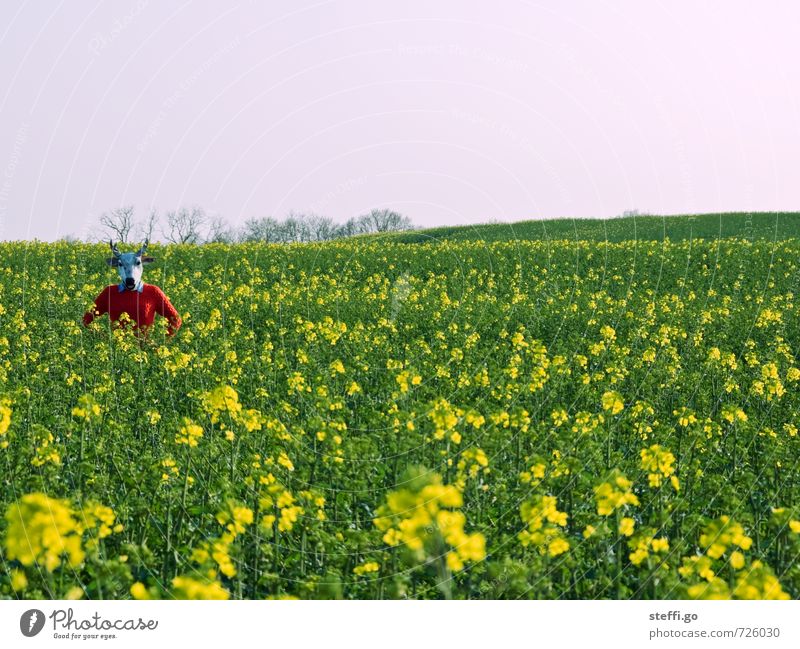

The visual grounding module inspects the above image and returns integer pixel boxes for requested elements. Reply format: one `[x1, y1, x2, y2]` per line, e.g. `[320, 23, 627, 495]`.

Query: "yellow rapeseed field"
[1, 237, 799, 599]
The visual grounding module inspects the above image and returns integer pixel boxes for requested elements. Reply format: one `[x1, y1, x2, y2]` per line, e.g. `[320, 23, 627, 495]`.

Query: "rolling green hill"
[388, 212, 800, 243]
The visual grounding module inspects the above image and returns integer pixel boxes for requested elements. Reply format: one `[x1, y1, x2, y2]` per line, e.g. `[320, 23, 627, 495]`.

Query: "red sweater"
[83, 283, 182, 336]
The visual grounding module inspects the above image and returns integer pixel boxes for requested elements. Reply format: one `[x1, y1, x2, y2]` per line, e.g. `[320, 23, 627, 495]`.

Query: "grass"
[385, 212, 800, 244]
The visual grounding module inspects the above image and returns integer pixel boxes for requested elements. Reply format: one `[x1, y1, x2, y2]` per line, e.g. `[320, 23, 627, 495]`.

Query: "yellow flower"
[688, 578, 731, 600]
[130, 582, 153, 600]
[600, 325, 616, 341]
[651, 537, 669, 552]
[171, 576, 229, 600]
[0, 396, 11, 447]
[619, 517, 635, 536]
[674, 407, 697, 428]
[277, 452, 294, 472]
[71, 394, 102, 422]
[216, 503, 254, 537]
[459, 533, 486, 562]
[519, 494, 569, 556]
[278, 504, 303, 532]
[174, 417, 204, 447]
[5, 494, 82, 570]
[640, 445, 676, 488]
[601, 391, 624, 415]
[699, 516, 752, 557]
[353, 561, 380, 575]
[429, 398, 460, 439]
[594, 471, 639, 516]
[201, 385, 244, 423]
[732, 561, 789, 600]
[30, 425, 60, 467]
[65, 586, 84, 600]
[374, 469, 484, 568]
[161, 457, 179, 482]
[10, 569, 27, 591]
[81, 502, 118, 541]
[730, 551, 745, 570]
[548, 537, 570, 557]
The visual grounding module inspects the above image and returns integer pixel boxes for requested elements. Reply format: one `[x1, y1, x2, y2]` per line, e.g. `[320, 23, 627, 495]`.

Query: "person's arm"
[82, 287, 110, 327]
[152, 286, 182, 336]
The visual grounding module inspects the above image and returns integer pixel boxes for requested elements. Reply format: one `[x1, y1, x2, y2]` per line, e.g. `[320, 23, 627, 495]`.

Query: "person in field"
[82, 240, 182, 337]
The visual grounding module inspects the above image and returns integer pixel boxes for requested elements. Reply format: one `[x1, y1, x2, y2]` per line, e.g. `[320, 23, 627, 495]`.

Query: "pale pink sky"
[0, 1, 798, 240]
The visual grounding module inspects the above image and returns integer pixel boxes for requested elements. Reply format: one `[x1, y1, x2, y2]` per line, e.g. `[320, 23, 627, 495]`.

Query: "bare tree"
[163, 207, 207, 244]
[241, 216, 281, 242]
[307, 213, 338, 241]
[236, 209, 413, 244]
[358, 208, 412, 233]
[336, 216, 369, 238]
[136, 209, 160, 242]
[276, 212, 297, 242]
[206, 216, 236, 243]
[98, 205, 136, 243]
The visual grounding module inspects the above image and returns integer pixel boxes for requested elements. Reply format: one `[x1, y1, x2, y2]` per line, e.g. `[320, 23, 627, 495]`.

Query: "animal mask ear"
[141, 256, 156, 264]
[106, 257, 120, 267]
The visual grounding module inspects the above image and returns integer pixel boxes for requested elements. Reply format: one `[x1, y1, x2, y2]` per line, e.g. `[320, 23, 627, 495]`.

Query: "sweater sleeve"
[152, 286, 182, 335]
[83, 287, 110, 327]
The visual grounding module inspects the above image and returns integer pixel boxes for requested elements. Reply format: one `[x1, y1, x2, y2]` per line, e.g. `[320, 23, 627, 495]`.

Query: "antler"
[137, 239, 149, 256]
[109, 240, 121, 257]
